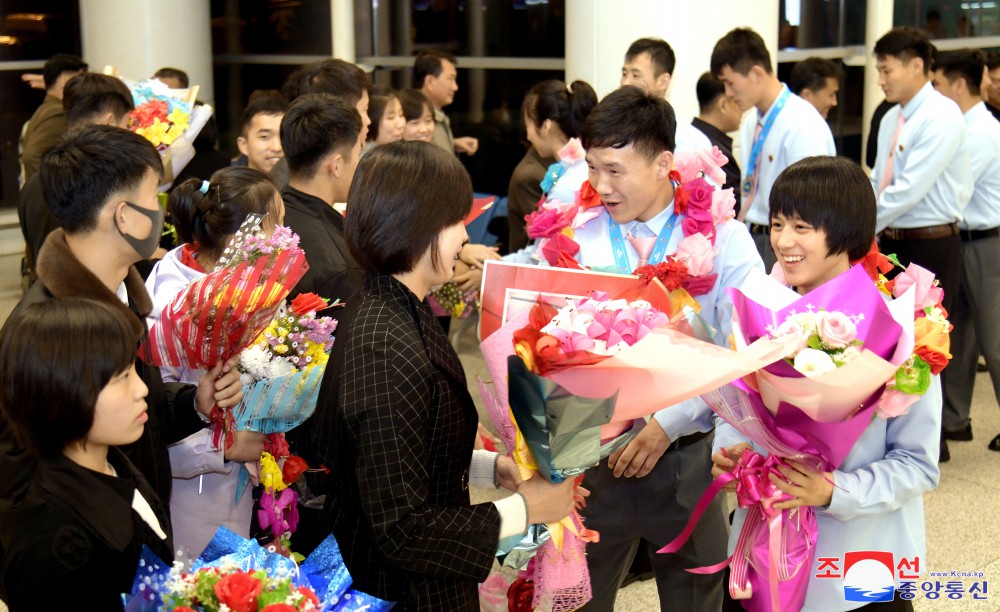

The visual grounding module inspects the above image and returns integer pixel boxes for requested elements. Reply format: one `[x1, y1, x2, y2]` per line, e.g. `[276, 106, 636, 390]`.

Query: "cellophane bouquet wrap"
[126, 76, 214, 184]
[659, 256, 951, 612]
[126, 526, 394, 611]
[142, 218, 309, 446]
[478, 265, 796, 611]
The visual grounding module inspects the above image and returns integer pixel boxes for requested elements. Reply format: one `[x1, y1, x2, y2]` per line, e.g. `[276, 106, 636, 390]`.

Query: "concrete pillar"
[332, 0, 356, 62]
[565, 0, 780, 158]
[80, 0, 214, 103]
[863, 0, 895, 171]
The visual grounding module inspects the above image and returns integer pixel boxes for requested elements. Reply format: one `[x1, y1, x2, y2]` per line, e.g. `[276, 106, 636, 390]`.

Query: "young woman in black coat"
[0, 298, 173, 610]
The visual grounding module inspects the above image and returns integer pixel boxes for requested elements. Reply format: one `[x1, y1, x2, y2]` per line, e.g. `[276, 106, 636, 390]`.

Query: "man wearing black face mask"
[0, 126, 245, 587]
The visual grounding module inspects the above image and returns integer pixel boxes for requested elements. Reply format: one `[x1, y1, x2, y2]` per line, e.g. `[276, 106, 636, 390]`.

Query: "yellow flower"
[137, 118, 170, 147]
[274, 344, 289, 355]
[452, 302, 466, 318]
[259, 451, 288, 492]
[167, 107, 190, 131]
[876, 274, 892, 297]
[163, 123, 183, 145]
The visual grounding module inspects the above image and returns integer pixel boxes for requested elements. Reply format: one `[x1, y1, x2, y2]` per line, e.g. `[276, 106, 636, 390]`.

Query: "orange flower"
[913, 317, 952, 361]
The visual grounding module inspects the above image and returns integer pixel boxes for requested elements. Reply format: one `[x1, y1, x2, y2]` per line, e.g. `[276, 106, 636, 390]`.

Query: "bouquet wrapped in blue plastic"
[125, 526, 394, 611]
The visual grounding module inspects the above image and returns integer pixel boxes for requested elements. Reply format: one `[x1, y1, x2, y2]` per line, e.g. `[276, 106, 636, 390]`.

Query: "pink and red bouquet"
[660, 255, 951, 612]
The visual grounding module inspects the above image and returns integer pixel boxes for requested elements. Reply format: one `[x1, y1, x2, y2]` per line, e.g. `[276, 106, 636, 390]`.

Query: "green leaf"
[887, 253, 903, 268]
[806, 334, 823, 350]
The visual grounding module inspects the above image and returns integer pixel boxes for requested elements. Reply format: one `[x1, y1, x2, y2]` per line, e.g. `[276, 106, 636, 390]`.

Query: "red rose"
[540, 233, 580, 266]
[291, 293, 329, 316]
[281, 455, 309, 484]
[214, 571, 263, 612]
[915, 346, 949, 375]
[298, 587, 321, 607]
[261, 605, 298, 612]
[554, 251, 584, 270]
[577, 179, 603, 209]
[173, 608, 198, 612]
[507, 578, 535, 612]
[264, 433, 289, 458]
[683, 273, 719, 297]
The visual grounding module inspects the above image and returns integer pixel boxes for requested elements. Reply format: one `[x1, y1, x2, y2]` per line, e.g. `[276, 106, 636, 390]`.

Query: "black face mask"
[117, 201, 165, 259]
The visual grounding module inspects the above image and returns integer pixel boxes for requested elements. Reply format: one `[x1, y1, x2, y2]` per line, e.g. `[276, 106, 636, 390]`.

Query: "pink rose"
[558, 138, 585, 164]
[675, 233, 717, 277]
[774, 318, 810, 352]
[892, 263, 944, 311]
[673, 149, 727, 185]
[685, 177, 714, 212]
[710, 188, 737, 225]
[526, 201, 576, 239]
[681, 216, 702, 237]
[875, 388, 920, 419]
[818, 311, 857, 348]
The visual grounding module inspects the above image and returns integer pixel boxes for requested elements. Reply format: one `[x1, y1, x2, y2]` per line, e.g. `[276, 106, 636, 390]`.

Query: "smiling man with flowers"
[569, 86, 763, 611]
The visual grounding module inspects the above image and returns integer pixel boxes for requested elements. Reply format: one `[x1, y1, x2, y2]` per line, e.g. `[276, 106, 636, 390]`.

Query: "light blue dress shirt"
[572, 203, 765, 444]
[961, 102, 1000, 231]
[870, 81, 973, 232]
[740, 85, 836, 227]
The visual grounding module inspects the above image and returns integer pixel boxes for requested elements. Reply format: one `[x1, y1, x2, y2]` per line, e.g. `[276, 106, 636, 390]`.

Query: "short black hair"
[987, 51, 1000, 71]
[43, 53, 87, 90]
[582, 86, 676, 160]
[153, 67, 190, 88]
[366, 86, 400, 142]
[240, 90, 288, 136]
[874, 27, 935, 75]
[398, 89, 433, 121]
[524, 80, 597, 140]
[695, 71, 727, 112]
[789, 58, 843, 95]
[62, 73, 134, 128]
[933, 49, 986, 96]
[0, 298, 138, 457]
[346, 141, 471, 275]
[413, 50, 457, 89]
[282, 59, 370, 104]
[169, 167, 280, 261]
[281, 93, 362, 180]
[711, 28, 773, 76]
[41, 125, 164, 234]
[769, 156, 875, 261]
[625, 38, 676, 76]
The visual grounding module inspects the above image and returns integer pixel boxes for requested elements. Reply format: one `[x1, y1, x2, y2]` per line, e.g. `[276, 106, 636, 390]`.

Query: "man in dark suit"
[19, 54, 87, 182]
[691, 72, 744, 216]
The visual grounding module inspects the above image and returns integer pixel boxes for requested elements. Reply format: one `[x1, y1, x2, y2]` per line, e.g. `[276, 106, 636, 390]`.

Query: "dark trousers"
[878, 233, 962, 316]
[943, 236, 1000, 431]
[578, 434, 726, 612]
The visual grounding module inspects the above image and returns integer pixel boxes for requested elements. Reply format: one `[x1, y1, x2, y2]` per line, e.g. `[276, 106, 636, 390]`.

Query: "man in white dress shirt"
[932, 49, 1000, 454]
[620, 38, 713, 154]
[573, 86, 763, 612]
[711, 28, 836, 272]
[870, 27, 972, 462]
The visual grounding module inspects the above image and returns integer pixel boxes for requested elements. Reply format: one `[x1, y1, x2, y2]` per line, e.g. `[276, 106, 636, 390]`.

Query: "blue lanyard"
[608, 214, 678, 275]
[742, 86, 791, 198]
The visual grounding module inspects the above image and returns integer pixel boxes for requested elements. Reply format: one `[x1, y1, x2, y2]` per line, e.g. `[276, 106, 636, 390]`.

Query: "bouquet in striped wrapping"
[141, 220, 308, 371]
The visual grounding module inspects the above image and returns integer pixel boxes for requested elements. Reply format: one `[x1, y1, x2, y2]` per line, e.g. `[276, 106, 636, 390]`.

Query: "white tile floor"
[0, 254, 997, 611]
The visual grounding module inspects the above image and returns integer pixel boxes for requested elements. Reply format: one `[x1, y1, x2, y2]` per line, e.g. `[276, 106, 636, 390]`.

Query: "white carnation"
[266, 358, 296, 379]
[239, 345, 272, 380]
